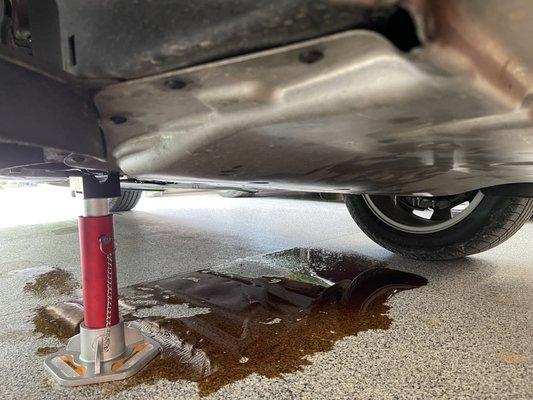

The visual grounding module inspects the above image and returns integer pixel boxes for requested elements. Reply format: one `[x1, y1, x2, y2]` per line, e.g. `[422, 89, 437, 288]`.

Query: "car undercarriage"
[1, 0, 532, 195]
[2, 0, 533, 260]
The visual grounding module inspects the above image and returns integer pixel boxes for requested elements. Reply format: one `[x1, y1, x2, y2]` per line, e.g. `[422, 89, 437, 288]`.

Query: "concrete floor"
[0, 188, 531, 399]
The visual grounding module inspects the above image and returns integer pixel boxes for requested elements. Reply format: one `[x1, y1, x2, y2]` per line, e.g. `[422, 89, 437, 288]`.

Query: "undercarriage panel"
[96, 30, 533, 196]
[2, 0, 533, 196]
[27, 0, 399, 80]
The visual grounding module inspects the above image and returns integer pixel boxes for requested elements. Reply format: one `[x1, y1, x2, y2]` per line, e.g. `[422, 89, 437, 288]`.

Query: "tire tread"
[109, 190, 142, 212]
[345, 195, 533, 260]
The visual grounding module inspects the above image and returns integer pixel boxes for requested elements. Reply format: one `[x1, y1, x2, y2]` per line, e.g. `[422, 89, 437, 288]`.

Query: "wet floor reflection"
[32, 248, 427, 396]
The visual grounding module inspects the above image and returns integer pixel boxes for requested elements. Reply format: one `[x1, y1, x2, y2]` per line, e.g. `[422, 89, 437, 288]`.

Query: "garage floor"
[0, 188, 531, 399]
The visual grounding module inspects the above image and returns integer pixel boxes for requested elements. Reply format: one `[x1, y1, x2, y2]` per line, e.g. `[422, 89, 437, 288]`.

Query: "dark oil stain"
[24, 267, 77, 297]
[36, 346, 63, 356]
[31, 248, 427, 396]
[32, 301, 83, 342]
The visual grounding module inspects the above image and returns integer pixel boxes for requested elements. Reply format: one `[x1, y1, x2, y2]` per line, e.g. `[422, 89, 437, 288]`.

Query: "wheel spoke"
[362, 191, 484, 234]
[430, 207, 452, 221]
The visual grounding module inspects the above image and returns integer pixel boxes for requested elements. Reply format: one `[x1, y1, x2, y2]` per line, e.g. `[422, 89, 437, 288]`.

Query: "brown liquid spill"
[24, 267, 77, 297]
[36, 346, 62, 356]
[32, 248, 427, 396]
[32, 302, 82, 341]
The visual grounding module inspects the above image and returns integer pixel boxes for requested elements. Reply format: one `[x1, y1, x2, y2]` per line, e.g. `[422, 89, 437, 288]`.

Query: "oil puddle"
[23, 267, 77, 297]
[32, 248, 427, 396]
[36, 346, 63, 356]
[33, 301, 83, 341]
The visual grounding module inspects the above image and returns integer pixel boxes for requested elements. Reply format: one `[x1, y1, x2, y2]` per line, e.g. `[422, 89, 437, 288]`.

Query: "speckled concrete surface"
[0, 188, 531, 399]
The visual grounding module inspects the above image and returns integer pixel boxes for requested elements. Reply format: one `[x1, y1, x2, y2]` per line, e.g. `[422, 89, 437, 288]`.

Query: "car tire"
[345, 193, 533, 260]
[109, 190, 142, 212]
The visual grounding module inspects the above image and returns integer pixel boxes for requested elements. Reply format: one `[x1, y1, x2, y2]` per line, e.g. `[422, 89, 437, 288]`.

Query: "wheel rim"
[362, 191, 485, 234]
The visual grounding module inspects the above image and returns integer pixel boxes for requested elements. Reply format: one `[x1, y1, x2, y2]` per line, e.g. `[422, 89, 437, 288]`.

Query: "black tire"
[109, 190, 142, 212]
[218, 190, 255, 198]
[345, 194, 533, 260]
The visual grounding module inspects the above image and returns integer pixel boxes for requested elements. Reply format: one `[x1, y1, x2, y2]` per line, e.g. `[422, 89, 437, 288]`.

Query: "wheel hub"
[363, 191, 485, 234]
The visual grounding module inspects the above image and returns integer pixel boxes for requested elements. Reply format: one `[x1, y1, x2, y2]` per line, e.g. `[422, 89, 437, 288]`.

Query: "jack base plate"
[44, 323, 160, 386]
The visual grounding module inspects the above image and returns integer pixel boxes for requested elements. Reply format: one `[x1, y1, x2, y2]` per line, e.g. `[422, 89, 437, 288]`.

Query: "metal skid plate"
[44, 323, 160, 386]
[96, 29, 533, 196]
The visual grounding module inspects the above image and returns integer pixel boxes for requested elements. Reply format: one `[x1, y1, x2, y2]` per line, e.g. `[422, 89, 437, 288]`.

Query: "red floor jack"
[45, 175, 160, 385]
